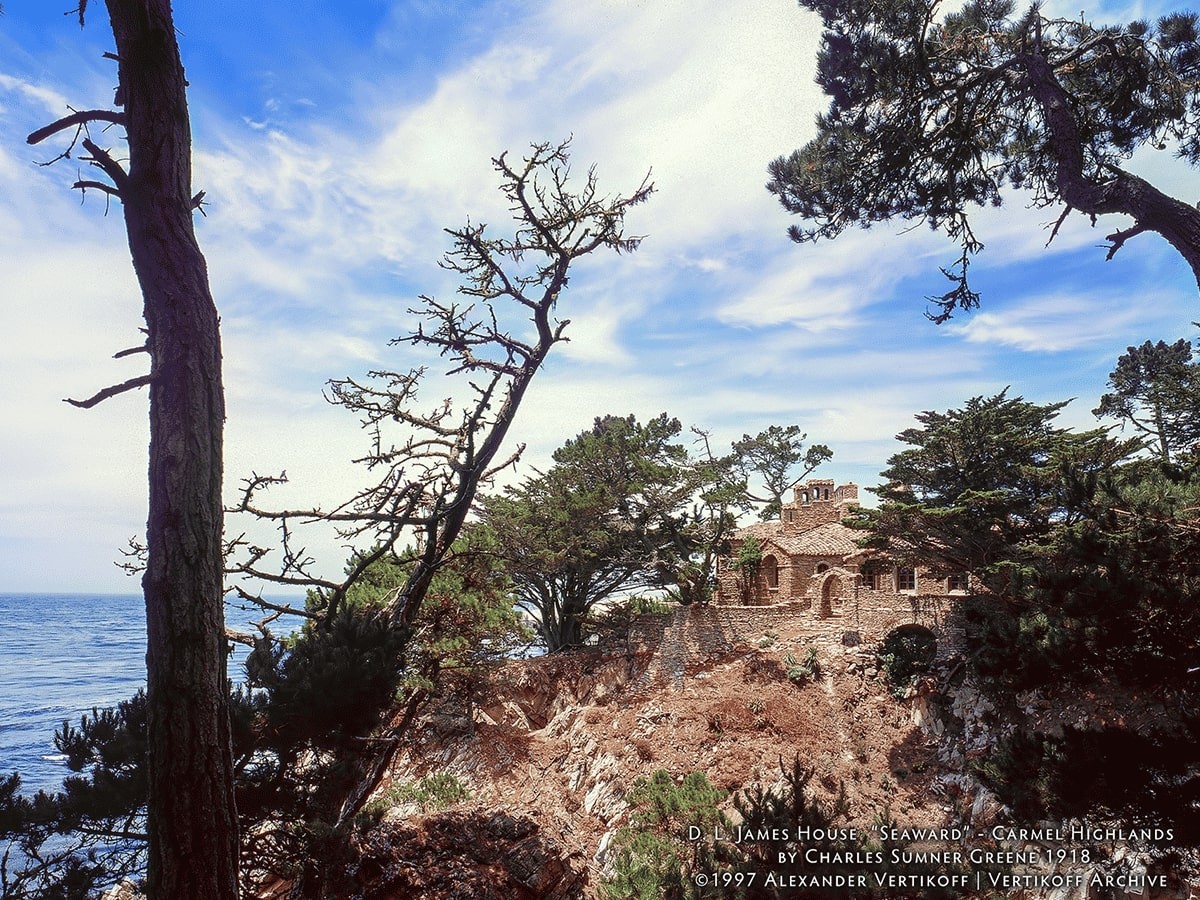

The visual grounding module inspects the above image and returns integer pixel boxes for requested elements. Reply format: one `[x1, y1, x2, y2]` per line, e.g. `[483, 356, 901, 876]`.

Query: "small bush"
[626, 595, 674, 616]
[599, 771, 729, 900]
[376, 772, 470, 813]
[784, 647, 821, 684]
[877, 625, 936, 694]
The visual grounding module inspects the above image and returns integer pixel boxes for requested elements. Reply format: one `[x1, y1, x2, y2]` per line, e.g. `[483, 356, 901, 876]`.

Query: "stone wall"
[628, 592, 969, 683]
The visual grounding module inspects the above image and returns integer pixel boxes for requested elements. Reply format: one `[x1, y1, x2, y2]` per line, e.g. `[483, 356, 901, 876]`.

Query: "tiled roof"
[737, 521, 864, 559]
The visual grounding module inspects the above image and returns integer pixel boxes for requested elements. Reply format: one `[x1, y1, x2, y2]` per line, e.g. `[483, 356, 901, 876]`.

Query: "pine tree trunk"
[105, 2, 239, 896]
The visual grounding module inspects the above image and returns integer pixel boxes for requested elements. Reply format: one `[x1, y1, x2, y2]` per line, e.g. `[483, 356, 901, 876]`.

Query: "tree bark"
[104, 2, 239, 896]
[1022, 51, 1200, 291]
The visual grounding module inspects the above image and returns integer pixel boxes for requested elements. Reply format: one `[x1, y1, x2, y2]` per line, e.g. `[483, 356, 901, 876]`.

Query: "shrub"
[376, 772, 471, 814]
[974, 728, 1200, 844]
[599, 771, 729, 900]
[784, 646, 821, 684]
[877, 625, 937, 695]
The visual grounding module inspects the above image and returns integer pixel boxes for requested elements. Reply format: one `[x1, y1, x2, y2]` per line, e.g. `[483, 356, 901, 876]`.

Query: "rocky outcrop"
[365, 607, 1197, 899]
[350, 810, 585, 899]
[372, 614, 954, 895]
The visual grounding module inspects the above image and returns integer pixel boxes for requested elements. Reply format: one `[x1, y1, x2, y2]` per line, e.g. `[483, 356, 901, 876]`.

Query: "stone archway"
[816, 570, 845, 618]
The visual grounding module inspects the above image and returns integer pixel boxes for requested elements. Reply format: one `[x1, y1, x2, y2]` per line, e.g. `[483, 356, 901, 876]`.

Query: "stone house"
[714, 479, 970, 649]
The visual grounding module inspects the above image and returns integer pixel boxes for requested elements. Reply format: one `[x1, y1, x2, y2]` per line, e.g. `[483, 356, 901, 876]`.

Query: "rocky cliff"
[340, 606, 1194, 899]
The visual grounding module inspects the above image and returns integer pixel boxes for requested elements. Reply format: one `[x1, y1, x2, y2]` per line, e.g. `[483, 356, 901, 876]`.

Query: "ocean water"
[0, 593, 149, 795]
[0, 593, 264, 797]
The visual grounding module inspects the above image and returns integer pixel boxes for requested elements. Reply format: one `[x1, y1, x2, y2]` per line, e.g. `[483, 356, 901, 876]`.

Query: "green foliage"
[1, 535, 528, 896]
[732, 425, 832, 521]
[859, 380, 1200, 840]
[769, 0, 1200, 318]
[975, 728, 1200, 844]
[0, 694, 150, 899]
[734, 536, 764, 570]
[600, 771, 730, 900]
[599, 758, 949, 900]
[877, 626, 937, 695]
[1093, 337, 1200, 465]
[248, 606, 411, 747]
[587, 594, 675, 649]
[964, 459, 1200, 694]
[852, 390, 1135, 594]
[483, 413, 741, 649]
[783, 647, 822, 684]
[483, 414, 829, 635]
[624, 594, 675, 616]
[730, 756, 955, 898]
[373, 772, 471, 814]
[484, 413, 693, 650]
[732, 535, 764, 603]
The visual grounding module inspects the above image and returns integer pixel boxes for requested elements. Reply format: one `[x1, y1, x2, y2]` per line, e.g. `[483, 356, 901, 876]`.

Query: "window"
[815, 562, 830, 574]
[896, 566, 916, 591]
[861, 570, 877, 590]
[947, 572, 968, 593]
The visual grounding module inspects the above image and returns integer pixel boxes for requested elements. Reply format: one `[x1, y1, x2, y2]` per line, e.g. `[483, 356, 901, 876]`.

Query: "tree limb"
[26, 109, 125, 146]
[114, 342, 149, 359]
[73, 179, 122, 199]
[64, 373, 151, 408]
[1104, 223, 1148, 259]
[79, 138, 129, 190]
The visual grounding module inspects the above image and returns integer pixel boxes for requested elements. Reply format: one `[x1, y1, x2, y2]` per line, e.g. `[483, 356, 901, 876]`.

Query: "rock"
[969, 788, 1004, 829]
[352, 810, 586, 899]
[100, 881, 144, 900]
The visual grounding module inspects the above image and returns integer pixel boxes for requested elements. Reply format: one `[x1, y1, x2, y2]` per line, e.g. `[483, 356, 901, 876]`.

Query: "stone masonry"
[712, 478, 971, 660]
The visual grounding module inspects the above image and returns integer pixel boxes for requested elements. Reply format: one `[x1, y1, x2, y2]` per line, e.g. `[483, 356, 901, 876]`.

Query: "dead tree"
[228, 140, 652, 835]
[27, 3, 237, 898]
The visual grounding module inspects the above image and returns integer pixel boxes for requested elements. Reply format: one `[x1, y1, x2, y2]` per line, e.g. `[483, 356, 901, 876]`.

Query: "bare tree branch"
[79, 137, 129, 190]
[1105, 223, 1149, 260]
[64, 373, 151, 408]
[230, 142, 653, 627]
[72, 179, 121, 199]
[26, 108, 125, 146]
[114, 342, 149, 359]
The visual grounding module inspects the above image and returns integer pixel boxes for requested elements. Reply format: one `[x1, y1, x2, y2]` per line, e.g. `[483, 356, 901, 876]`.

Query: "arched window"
[763, 554, 779, 589]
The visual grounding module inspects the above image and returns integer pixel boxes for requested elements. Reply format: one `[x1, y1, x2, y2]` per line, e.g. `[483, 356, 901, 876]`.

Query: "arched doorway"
[817, 571, 843, 618]
[762, 554, 779, 602]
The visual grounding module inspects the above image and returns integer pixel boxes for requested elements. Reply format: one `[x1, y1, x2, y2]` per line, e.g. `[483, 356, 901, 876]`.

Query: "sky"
[0, 0, 1197, 594]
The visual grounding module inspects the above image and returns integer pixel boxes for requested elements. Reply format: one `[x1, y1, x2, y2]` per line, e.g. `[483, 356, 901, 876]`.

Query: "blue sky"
[1, 0, 1197, 593]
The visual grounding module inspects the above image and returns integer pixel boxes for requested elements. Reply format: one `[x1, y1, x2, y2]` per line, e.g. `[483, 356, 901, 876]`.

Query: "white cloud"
[946, 292, 1160, 353]
[0, 73, 72, 119]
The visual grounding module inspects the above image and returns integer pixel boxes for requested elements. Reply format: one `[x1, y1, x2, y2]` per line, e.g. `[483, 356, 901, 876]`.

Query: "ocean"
[0, 593, 149, 796]
[0, 592, 265, 797]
